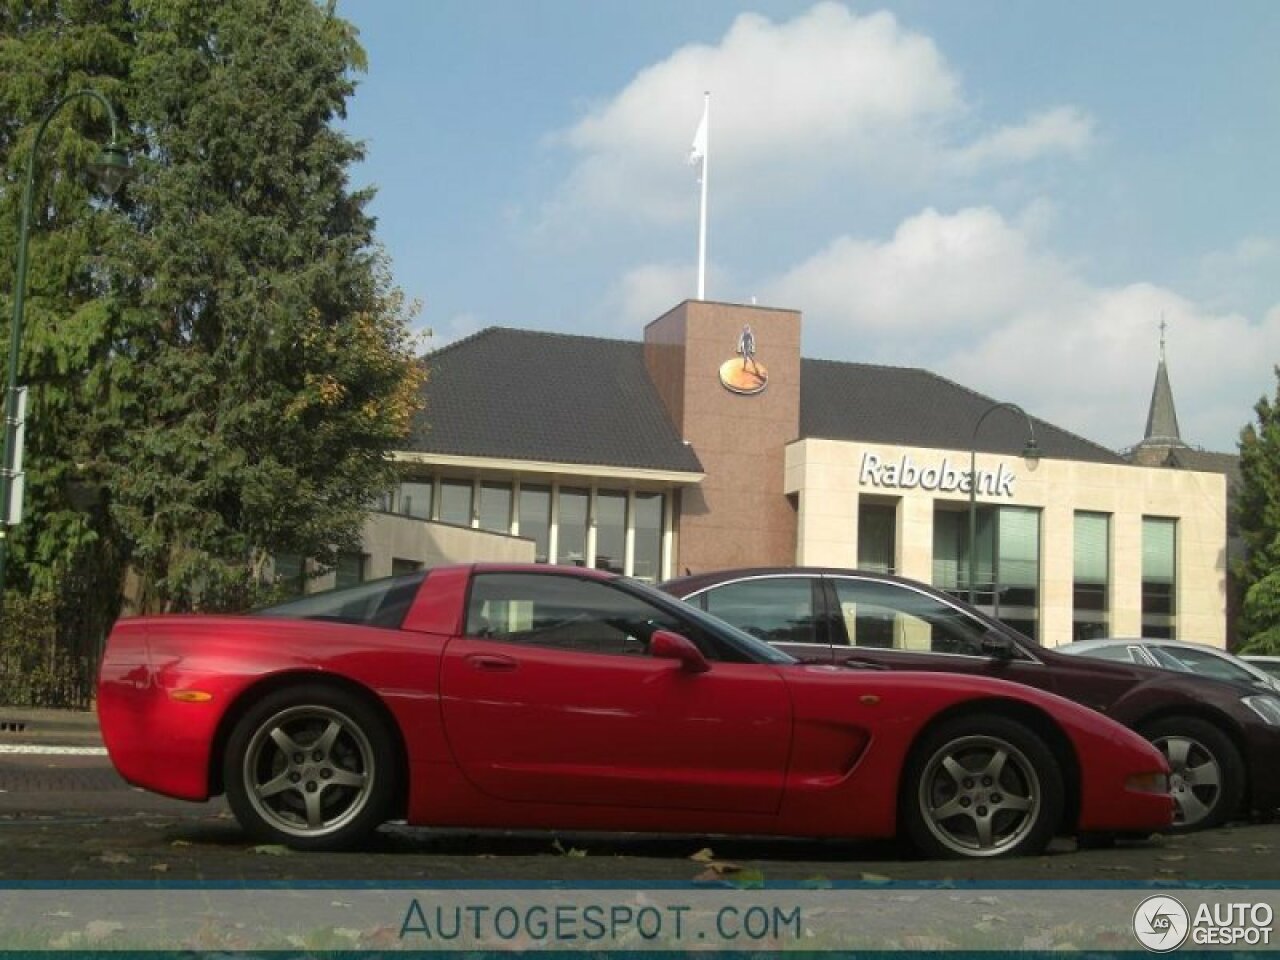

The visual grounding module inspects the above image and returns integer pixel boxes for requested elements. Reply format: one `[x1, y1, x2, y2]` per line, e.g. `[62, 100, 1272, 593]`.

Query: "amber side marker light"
[169, 691, 214, 703]
[1125, 772, 1170, 794]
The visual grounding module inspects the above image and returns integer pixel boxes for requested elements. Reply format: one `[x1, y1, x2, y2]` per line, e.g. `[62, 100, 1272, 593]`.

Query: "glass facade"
[593, 491, 627, 573]
[517, 484, 551, 563]
[478, 482, 513, 533]
[857, 500, 897, 574]
[632, 491, 665, 582]
[1073, 512, 1110, 642]
[1142, 516, 1177, 638]
[399, 481, 432, 520]
[556, 487, 589, 566]
[933, 505, 1040, 640]
[439, 479, 474, 526]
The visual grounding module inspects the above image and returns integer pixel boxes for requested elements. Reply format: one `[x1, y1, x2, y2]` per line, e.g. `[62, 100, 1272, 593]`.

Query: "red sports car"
[98, 564, 1173, 858]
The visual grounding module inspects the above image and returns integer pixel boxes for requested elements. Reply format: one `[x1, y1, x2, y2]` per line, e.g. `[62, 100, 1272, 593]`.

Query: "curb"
[0, 707, 103, 747]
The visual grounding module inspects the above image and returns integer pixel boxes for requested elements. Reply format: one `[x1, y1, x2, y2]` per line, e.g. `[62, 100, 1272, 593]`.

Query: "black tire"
[901, 715, 1064, 859]
[223, 683, 398, 850]
[1137, 716, 1244, 833]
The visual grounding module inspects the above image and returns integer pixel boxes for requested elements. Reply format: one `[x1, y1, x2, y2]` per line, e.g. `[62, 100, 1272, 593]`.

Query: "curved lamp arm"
[967, 401, 1040, 606]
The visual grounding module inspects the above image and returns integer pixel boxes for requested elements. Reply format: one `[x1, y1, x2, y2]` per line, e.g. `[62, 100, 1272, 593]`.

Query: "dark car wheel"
[1137, 716, 1244, 832]
[902, 715, 1064, 859]
[224, 684, 398, 850]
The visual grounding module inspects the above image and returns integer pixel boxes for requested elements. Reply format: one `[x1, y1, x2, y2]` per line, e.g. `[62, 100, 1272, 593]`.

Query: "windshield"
[257, 571, 427, 629]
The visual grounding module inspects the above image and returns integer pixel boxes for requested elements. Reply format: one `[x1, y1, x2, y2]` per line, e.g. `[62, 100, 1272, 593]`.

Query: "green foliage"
[1236, 367, 1280, 653]
[0, 591, 88, 707]
[0, 0, 423, 625]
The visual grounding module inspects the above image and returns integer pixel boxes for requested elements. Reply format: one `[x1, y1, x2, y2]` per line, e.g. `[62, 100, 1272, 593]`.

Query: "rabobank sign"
[859, 452, 1017, 498]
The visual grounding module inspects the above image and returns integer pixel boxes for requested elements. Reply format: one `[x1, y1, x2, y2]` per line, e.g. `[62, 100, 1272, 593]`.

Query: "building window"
[556, 487, 589, 566]
[392, 557, 422, 576]
[1073, 512, 1110, 642]
[273, 553, 305, 597]
[399, 481, 432, 520]
[858, 500, 897, 574]
[594, 490, 627, 574]
[932, 505, 1041, 641]
[518, 484, 551, 563]
[439, 479, 474, 526]
[1143, 516, 1177, 639]
[632, 491, 665, 583]
[478, 482, 513, 533]
[336, 552, 367, 590]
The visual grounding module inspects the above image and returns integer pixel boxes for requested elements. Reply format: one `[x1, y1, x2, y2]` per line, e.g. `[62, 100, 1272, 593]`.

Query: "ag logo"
[1133, 895, 1189, 952]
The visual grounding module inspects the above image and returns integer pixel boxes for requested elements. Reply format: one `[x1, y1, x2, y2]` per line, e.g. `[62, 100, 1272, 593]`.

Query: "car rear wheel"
[902, 715, 1063, 859]
[1137, 716, 1244, 832]
[224, 684, 398, 850]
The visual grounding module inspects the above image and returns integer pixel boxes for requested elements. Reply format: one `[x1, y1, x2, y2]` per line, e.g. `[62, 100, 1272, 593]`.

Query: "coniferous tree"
[1237, 367, 1280, 652]
[0, 0, 423, 626]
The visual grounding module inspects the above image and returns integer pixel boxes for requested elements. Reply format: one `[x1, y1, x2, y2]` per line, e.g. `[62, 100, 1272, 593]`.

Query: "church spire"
[1142, 316, 1183, 445]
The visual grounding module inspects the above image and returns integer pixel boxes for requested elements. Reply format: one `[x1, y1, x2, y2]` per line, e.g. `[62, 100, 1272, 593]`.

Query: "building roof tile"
[406, 328, 1127, 470]
[408, 328, 703, 473]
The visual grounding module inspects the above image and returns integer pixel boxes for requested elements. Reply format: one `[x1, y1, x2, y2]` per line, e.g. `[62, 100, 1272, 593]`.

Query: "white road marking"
[0, 745, 108, 756]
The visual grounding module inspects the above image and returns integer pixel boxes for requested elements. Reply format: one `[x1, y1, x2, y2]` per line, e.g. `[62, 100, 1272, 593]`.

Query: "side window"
[830, 578, 990, 657]
[1160, 647, 1253, 684]
[700, 578, 820, 646]
[466, 573, 727, 659]
[1077, 644, 1143, 664]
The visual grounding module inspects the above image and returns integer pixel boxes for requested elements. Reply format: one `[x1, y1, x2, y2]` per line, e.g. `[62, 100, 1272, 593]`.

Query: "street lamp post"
[967, 402, 1040, 607]
[0, 89, 130, 612]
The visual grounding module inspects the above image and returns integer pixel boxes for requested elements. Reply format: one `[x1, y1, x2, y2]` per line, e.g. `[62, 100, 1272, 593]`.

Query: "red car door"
[439, 571, 792, 815]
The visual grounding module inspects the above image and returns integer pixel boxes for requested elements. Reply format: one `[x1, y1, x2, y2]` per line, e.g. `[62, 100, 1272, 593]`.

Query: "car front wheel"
[1138, 716, 1244, 832]
[224, 684, 398, 850]
[902, 715, 1064, 859]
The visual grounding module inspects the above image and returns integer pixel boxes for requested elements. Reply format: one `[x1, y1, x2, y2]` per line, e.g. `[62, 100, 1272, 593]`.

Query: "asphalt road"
[4, 749, 1280, 883]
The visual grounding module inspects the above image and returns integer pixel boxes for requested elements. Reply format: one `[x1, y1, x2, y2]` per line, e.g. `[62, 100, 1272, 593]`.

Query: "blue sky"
[339, 1, 1280, 452]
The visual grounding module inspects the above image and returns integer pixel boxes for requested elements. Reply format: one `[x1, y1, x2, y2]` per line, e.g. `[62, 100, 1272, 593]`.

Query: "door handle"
[466, 654, 518, 672]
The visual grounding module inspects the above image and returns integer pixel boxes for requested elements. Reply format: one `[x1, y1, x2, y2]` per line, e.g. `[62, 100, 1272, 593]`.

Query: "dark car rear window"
[257, 571, 427, 629]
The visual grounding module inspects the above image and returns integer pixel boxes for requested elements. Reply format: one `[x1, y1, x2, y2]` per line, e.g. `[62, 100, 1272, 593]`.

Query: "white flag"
[688, 102, 708, 167]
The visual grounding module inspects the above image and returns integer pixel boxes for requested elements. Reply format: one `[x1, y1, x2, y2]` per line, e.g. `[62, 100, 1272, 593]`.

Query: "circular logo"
[1133, 895, 1190, 952]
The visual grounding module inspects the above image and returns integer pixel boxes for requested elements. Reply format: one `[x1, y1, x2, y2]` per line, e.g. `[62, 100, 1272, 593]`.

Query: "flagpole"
[697, 91, 709, 301]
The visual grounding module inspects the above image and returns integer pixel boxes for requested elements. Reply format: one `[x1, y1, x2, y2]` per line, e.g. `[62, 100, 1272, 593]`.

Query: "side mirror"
[650, 630, 710, 674]
[980, 630, 1016, 660]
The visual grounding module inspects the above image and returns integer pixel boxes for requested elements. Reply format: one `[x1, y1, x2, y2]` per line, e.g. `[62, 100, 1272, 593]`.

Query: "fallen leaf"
[150, 863, 170, 873]
[689, 847, 716, 863]
[551, 838, 587, 857]
[859, 872, 892, 885]
[729, 868, 765, 889]
[85, 920, 124, 942]
[1157, 854, 1186, 862]
[95, 852, 133, 865]
[249, 844, 291, 856]
[170, 840, 191, 848]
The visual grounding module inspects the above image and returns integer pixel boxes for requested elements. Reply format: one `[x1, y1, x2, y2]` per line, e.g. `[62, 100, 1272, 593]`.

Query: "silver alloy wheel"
[917, 734, 1042, 857]
[242, 704, 376, 839]
[1152, 734, 1222, 827]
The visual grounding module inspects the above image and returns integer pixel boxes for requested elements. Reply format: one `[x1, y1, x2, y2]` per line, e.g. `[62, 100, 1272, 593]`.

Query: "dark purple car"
[662, 567, 1280, 833]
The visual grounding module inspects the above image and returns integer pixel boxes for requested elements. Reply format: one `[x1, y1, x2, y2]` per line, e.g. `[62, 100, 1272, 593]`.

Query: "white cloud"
[546, 3, 1091, 228]
[764, 206, 1084, 335]
[761, 206, 1280, 451]
[603, 262, 700, 334]
[946, 106, 1095, 174]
